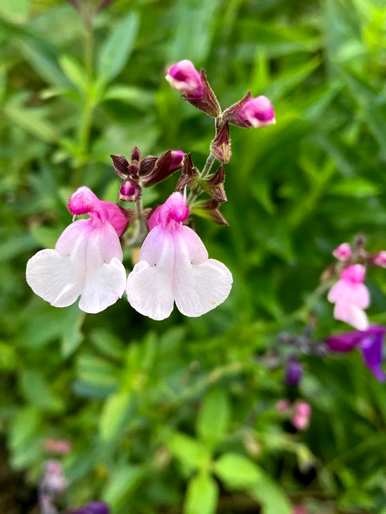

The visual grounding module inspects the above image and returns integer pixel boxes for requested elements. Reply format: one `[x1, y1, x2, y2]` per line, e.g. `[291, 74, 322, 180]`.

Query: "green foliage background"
[1, 0, 386, 512]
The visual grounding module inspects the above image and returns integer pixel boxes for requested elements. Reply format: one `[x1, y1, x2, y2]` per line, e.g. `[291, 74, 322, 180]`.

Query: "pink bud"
[341, 264, 366, 284]
[225, 94, 275, 128]
[374, 251, 386, 268]
[119, 180, 141, 202]
[170, 150, 185, 170]
[165, 60, 204, 100]
[333, 242, 352, 262]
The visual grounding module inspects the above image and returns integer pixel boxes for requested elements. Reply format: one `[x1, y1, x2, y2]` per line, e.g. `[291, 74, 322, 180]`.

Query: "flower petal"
[126, 227, 174, 320]
[78, 223, 126, 314]
[334, 303, 369, 331]
[79, 257, 126, 314]
[26, 249, 81, 308]
[360, 331, 386, 382]
[173, 227, 232, 317]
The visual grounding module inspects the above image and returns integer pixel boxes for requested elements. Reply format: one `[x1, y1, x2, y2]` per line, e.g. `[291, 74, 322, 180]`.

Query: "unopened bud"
[165, 60, 204, 99]
[332, 242, 352, 262]
[119, 180, 140, 202]
[374, 251, 386, 268]
[224, 93, 275, 128]
[166, 60, 221, 117]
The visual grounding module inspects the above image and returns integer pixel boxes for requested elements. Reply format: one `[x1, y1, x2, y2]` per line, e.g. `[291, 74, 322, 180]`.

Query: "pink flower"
[327, 264, 370, 330]
[126, 192, 233, 320]
[374, 251, 386, 268]
[26, 187, 128, 314]
[332, 242, 352, 262]
[165, 60, 204, 100]
[225, 94, 275, 128]
[292, 401, 312, 431]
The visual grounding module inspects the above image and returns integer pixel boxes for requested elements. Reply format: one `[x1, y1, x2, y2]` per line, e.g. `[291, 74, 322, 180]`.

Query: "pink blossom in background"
[327, 264, 369, 330]
[26, 187, 127, 314]
[292, 401, 312, 431]
[374, 251, 386, 268]
[165, 60, 204, 100]
[332, 242, 352, 262]
[126, 192, 233, 320]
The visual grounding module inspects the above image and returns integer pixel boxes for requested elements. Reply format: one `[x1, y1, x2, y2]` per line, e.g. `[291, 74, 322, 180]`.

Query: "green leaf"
[20, 370, 63, 412]
[0, 0, 29, 23]
[102, 465, 144, 510]
[167, 432, 211, 472]
[196, 388, 230, 447]
[59, 55, 87, 92]
[99, 391, 132, 442]
[250, 475, 291, 514]
[103, 85, 154, 109]
[184, 472, 218, 514]
[214, 453, 261, 489]
[97, 12, 139, 83]
[168, 0, 220, 63]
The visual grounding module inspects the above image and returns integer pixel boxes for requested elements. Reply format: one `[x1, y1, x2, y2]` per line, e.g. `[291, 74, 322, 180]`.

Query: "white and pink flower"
[126, 192, 233, 320]
[26, 187, 128, 314]
[327, 264, 370, 330]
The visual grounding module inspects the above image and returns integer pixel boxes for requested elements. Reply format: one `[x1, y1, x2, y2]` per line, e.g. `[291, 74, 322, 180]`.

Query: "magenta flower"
[327, 264, 370, 330]
[126, 192, 233, 320]
[26, 187, 128, 314]
[225, 94, 275, 128]
[332, 242, 352, 262]
[165, 60, 204, 100]
[326, 325, 386, 382]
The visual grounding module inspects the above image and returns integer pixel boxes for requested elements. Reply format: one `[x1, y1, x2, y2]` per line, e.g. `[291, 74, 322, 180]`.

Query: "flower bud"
[224, 93, 275, 128]
[119, 180, 141, 202]
[165, 60, 204, 99]
[333, 242, 352, 262]
[374, 251, 386, 268]
[211, 123, 231, 163]
[285, 358, 303, 387]
[166, 60, 221, 117]
[170, 150, 185, 169]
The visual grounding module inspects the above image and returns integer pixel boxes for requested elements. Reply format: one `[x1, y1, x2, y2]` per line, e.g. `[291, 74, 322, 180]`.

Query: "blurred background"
[1, 0, 386, 513]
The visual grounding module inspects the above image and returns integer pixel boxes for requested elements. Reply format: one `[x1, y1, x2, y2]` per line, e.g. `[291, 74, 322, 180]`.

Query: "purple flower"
[285, 358, 303, 386]
[71, 502, 109, 514]
[326, 325, 386, 382]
